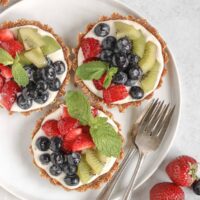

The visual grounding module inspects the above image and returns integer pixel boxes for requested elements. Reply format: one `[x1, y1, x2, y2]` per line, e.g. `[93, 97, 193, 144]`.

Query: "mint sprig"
[65, 91, 122, 157]
[103, 67, 118, 89]
[0, 48, 14, 65]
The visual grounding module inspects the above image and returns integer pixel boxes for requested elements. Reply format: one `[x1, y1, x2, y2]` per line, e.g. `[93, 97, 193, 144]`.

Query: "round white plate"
[0, 0, 181, 200]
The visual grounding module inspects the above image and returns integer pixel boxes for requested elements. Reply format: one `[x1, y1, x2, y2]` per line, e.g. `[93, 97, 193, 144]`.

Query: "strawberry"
[61, 107, 71, 119]
[1, 40, 24, 57]
[62, 140, 73, 152]
[80, 38, 101, 60]
[0, 80, 21, 110]
[0, 64, 13, 79]
[166, 155, 198, 187]
[103, 85, 129, 104]
[42, 120, 60, 137]
[81, 125, 90, 134]
[58, 117, 80, 136]
[150, 182, 185, 200]
[91, 108, 98, 117]
[0, 29, 14, 42]
[64, 128, 83, 141]
[0, 74, 5, 93]
[93, 73, 106, 90]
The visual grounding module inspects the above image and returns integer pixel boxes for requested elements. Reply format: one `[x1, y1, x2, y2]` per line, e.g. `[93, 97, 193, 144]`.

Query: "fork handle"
[122, 152, 145, 200]
[96, 145, 137, 200]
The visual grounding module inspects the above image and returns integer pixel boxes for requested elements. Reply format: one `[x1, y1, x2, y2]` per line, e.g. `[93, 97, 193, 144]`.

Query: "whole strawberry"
[150, 182, 185, 200]
[166, 155, 198, 187]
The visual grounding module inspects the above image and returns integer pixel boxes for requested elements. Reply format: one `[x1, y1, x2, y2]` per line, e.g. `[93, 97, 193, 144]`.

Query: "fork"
[122, 101, 175, 200]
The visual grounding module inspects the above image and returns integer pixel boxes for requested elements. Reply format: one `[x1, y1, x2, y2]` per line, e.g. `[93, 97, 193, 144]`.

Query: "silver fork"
[122, 101, 175, 200]
[96, 99, 160, 200]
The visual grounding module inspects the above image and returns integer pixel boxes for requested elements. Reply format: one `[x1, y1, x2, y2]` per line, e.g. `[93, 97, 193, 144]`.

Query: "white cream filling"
[77, 20, 164, 104]
[31, 105, 118, 189]
[1, 25, 68, 112]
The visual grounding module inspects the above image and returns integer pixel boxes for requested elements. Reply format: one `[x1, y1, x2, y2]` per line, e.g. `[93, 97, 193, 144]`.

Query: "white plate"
[0, 0, 181, 200]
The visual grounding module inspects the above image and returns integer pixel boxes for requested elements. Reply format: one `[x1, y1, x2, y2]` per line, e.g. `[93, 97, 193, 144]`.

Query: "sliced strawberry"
[0, 80, 21, 110]
[0, 64, 13, 79]
[80, 38, 101, 60]
[80, 125, 90, 134]
[0, 29, 14, 42]
[103, 85, 129, 104]
[64, 128, 83, 142]
[0, 74, 5, 93]
[42, 120, 60, 137]
[62, 140, 73, 152]
[61, 107, 71, 119]
[1, 40, 24, 58]
[58, 117, 80, 136]
[91, 108, 98, 117]
[93, 73, 106, 90]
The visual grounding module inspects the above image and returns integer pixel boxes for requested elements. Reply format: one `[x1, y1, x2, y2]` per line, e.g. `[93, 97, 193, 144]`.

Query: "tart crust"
[30, 103, 124, 191]
[72, 13, 168, 112]
[0, 19, 71, 115]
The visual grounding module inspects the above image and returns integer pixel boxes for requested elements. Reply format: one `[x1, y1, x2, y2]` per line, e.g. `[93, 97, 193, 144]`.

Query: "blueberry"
[94, 23, 110, 37]
[100, 50, 113, 62]
[54, 61, 66, 75]
[128, 54, 140, 65]
[102, 36, 117, 50]
[34, 90, 49, 104]
[116, 37, 132, 54]
[125, 79, 137, 87]
[45, 66, 56, 81]
[39, 153, 50, 165]
[17, 95, 32, 110]
[33, 69, 46, 82]
[128, 67, 143, 80]
[22, 82, 37, 100]
[62, 163, 77, 176]
[36, 80, 48, 91]
[64, 174, 79, 186]
[50, 137, 62, 152]
[48, 78, 61, 91]
[24, 65, 36, 79]
[50, 152, 65, 165]
[67, 153, 81, 166]
[193, 180, 200, 195]
[112, 53, 129, 71]
[49, 164, 62, 176]
[36, 136, 50, 151]
[112, 71, 127, 85]
[129, 86, 144, 99]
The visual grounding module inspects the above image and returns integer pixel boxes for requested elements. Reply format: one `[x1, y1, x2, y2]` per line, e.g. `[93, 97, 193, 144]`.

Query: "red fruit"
[80, 38, 101, 60]
[91, 108, 98, 117]
[42, 120, 60, 137]
[81, 125, 90, 134]
[93, 73, 106, 90]
[58, 117, 80, 136]
[166, 155, 198, 187]
[62, 140, 73, 152]
[0, 80, 21, 110]
[0, 64, 13, 79]
[150, 182, 185, 200]
[103, 85, 129, 104]
[61, 107, 71, 119]
[0, 74, 5, 92]
[1, 40, 24, 57]
[64, 128, 83, 141]
[0, 29, 14, 42]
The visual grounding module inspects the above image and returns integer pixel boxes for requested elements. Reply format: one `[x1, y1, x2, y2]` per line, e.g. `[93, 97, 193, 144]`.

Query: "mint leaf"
[76, 61, 108, 80]
[103, 67, 118, 89]
[90, 116, 107, 126]
[90, 122, 122, 157]
[0, 48, 14, 65]
[65, 91, 93, 125]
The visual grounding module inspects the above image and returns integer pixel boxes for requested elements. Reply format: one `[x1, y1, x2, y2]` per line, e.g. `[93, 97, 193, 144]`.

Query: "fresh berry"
[33, 68, 46, 82]
[80, 38, 101, 60]
[93, 73, 106, 90]
[1, 40, 24, 57]
[0, 29, 14, 41]
[94, 23, 110, 37]
[128, 54, 140, 65]
[49, 164, 62, 176]
[34, 90, 49, 104]
[24, 65, 36, 79]
[67, 152, 81, 165]
[54, 61, 65, 75]
[192, 179, 200, 195]
[103, 85, 129, 104]
[125, 79, 137, 87]
[50, 152, 65, 165]
[42, 120, 60, 137]
[39, 153, 51, 165]
[112, 53, 129, 71]
[44, 66, 56, 81]
[0, 80, 21, 110]
[22, 82, 37, 100]
[48, 78, 61, 91]
[36, 80, 48, 91]
[64, 128, 82, 141]
[128, 66, 143, 80]
[0, 64, 13, 79]
[62, 163, 77, 176]
[50, 137, 62, 152]
[16, 95, 32, 110]
[62, 140, 73, 152]
[150, 182, 185, 200]
[62, 107, 71, 119]
[102, 36, 117, 50]
[166, 155, 198, 187]
[0, 74, 5, 92]
[64, 174, 80, 186]
[58, 117, 80, 136]
[129, 86, 144, 99]
[36, 136, 50, 151]
[81, 125, 90, 134]
[116, 37, 132, 54]
[92, 108, 98, 117]
[112, 71, 128, 85]
[100, 50, 113, 62]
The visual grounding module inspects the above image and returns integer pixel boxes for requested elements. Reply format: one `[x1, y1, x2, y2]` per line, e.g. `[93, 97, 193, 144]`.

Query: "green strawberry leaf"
[76, 61, 108, 80]
[0, 48, 14, 65]
[103, 67, 118, 89]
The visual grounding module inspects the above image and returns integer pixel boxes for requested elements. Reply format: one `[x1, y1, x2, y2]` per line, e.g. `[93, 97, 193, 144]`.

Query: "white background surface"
[0, 0, 200, 199]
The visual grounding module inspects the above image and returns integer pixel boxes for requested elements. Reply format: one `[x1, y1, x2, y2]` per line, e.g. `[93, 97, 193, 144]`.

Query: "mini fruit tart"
[31, 91, 123, 191]
[73, 13, 168, 111]
[0, 19, 70, 114]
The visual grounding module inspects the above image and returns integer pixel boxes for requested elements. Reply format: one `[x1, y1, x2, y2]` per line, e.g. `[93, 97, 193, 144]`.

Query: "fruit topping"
[192, 179, 200, 195]
[62, 163, 78, 176]
[103, 85, 129, 103]
[39, 153, 51, 165]
[116, 37, 132, 54]
[36, 136, 50, 151]
[36, 80, 48, 91]
[102, 36, 117, 50]
[0, 29, 14, 42]
[49, 164, 62, 176]
[42, 120, 60, 137]
[112, 71, 128, 85]
[128, 66, 143, 81]
[64, 128, 82, 141]
[48, 78, 61, 91]
[16, 95, 32, 110]
[62, 106, 70, 119]
[49, 137, 62, 152]
[129, 86, 144, 99]
[94, 23, 110, 37]
[100, 49, 113, 62]
[44, 65, 56, 80]
[64, 174, 80, 186]
[97, 151, 108, 163]
[93, 73, 106, 90]
[67, 153, 81, 166]
[0, 64, 12, 79]
[50, 152, 65, 165]
[54, 61, 65, 75]
[24, 65, 36, 80]
[34, 90, 49, 104]
[0, 74, 5, 92]
[112, 53, 129, 71]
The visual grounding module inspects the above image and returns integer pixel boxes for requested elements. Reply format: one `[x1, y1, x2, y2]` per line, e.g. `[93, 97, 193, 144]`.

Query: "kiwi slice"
[97, 150, 107, 163]
[141, 60, 161, 93]
[18, 53, 32, 65]
[24, 47, 47, 68]
[85, 149, 104, 175]
[139, 41, 157, 73]
[41, 36, 61, 55]
[18, 28, 45, 50]
[115, 21, 141, 40]
[77, 157, 92, 184]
